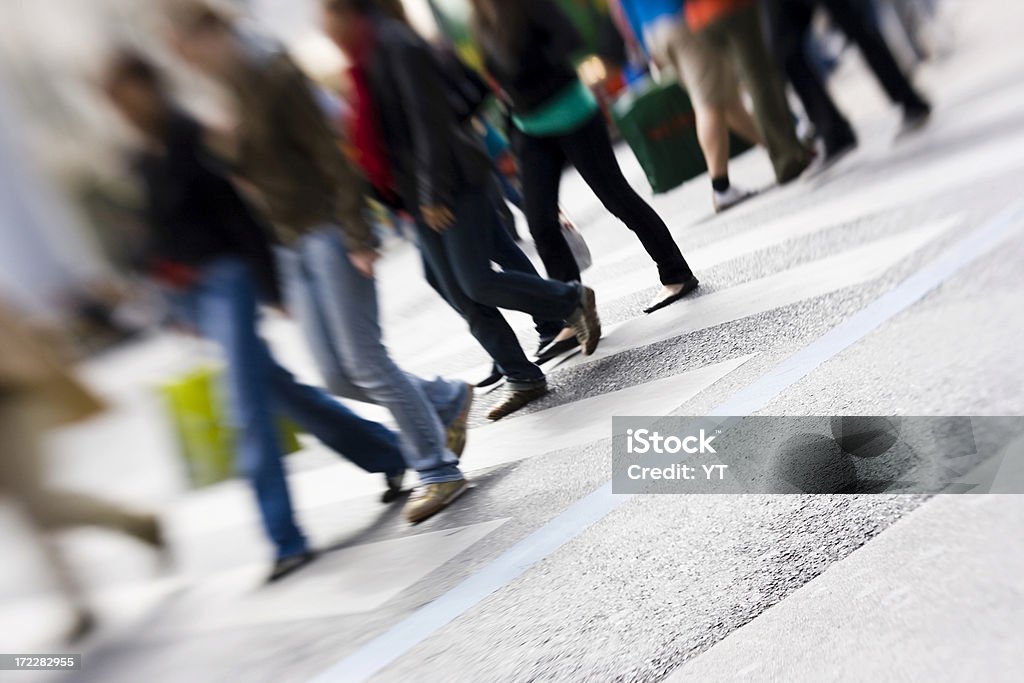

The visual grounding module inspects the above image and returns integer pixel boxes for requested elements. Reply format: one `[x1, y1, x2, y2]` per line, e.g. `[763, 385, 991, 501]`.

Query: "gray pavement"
[1, 1, 1023, 681]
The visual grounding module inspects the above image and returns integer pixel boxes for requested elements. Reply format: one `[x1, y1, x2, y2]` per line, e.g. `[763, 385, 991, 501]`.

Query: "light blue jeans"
[276, 227, 465, 485]
[171, 258, 406, 560]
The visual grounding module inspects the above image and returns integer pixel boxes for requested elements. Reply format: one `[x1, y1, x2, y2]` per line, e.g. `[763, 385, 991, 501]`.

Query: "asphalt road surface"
[1, 2, 1022, 681]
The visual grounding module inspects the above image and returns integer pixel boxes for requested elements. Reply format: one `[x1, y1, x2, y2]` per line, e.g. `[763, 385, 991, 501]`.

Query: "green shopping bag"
[159, 365, 302, 488]
[612, 79, 753, 194]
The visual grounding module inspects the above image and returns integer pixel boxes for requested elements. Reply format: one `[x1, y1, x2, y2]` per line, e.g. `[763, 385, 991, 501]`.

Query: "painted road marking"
[310, 203, 1024, 683]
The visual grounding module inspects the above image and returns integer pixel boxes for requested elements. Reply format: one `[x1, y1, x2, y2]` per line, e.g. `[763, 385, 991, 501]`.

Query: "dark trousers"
[424, 195, 563, 348]
[762, 0, 928, 149]
[517, 113, 693, 286]
[417, 188, 580, 388]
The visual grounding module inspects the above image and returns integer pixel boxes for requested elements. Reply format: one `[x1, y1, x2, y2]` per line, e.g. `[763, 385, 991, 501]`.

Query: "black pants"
[416, 187, 580, 388]
[517, 113, 693, 286]
[762, 0, 927, 149]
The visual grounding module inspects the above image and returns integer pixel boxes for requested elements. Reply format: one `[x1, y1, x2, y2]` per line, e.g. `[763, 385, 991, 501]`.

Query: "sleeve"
[386, 30, 456, 210]
[528, 0, 586, 64]
[273, 59, 376, 252]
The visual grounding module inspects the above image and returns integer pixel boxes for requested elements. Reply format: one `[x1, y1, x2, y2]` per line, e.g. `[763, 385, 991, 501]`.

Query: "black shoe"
[268, 551, 317, 583]
[381, 471, 405, 503]
[535, 336, 580, 364]
[643, 276, 699, 314]
[486, 383, 549, 421]
[816, 135, 858, 174]
[476, 364, 504, 389]
[899, 101, 931, 137]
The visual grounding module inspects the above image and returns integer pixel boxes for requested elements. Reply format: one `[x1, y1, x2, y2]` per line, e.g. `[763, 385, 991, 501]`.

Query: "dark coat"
[362, 15, 492, 212]
[135, 112, 281, 303]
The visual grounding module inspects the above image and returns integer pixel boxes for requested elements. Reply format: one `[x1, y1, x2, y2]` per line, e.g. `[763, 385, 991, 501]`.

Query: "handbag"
[561, 214, 593, 272]
[159, 364, 302, 488]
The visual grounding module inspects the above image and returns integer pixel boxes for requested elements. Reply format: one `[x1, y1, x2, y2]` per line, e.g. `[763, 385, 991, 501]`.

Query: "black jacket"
[363, 15, 492, 212]
[479, 0, 585, 115]
[135, 112, 281, 303]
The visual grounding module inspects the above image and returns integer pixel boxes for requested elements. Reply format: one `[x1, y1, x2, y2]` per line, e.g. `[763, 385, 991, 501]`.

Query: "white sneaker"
[713, 185, 755, 213]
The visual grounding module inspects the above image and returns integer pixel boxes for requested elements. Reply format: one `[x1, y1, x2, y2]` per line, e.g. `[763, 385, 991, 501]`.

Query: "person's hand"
[348, 248, 380, 278]
[421, 204, 455, 233]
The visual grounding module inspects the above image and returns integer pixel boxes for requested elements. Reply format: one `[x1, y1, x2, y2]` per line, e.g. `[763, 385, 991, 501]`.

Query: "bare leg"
[724, 97, 765, 146]
[695, 106, 731, 178]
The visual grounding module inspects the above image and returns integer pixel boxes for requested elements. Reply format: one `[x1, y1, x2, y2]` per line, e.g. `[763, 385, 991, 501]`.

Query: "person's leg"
[823, 0, 928, 108]
[706, 5, 809, 182]
[558, 114, 695, 286]
[437, 190, 583, 323]
[695, 105, 732, 178]
[762, 0, 857, 154]
[301, 229, 462, 485]
[489, 213, 564, 346]
[518, 132, 582, 283]
[723, 98, 765, 146]
[193, 258, 307, 559]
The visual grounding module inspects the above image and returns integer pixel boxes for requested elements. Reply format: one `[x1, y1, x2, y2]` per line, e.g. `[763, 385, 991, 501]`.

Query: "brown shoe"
[404, 479, 470, 524]
[446, 383, 474, 458]
[566, 285, 601, 355]
[486, 383, 549, 421]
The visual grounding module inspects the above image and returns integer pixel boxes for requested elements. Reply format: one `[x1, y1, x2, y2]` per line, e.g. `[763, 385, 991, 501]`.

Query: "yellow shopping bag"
[159, 365, 302, 488]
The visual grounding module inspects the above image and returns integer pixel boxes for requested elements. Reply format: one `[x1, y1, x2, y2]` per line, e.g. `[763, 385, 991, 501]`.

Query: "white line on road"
[309, 202, 1024, 683]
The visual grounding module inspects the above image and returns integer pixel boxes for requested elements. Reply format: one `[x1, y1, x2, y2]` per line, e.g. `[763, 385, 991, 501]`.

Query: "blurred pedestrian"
[613, 0, 765, 212]
[102, 50, 410, 579]
[164, 1, 472, 524]
[321, 0, 601, 421]
[683, 0, 812, 182]
[469, 0, 701, 317]
[761, 0, 932, 167]
[0, 301, 165, 641]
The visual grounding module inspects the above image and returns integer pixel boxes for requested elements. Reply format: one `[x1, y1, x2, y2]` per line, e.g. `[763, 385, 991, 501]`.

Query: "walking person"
[102, 50, 409, 579]
[468, 0, 700, 319]
[0, 300, 166, 641]
[761, 0, 932, 166]
[682, 0, 812, 183]
[164, 1, 473, 524]
[612, 0, 765, 213]
[320, 0, 601, 421]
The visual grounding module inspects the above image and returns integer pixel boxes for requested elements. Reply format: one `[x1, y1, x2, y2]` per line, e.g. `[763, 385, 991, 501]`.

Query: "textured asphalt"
[8, 3, 1024, 682]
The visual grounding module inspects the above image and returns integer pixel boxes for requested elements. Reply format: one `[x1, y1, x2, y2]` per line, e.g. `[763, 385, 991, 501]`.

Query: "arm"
[527, 0, 586, 65]
[385, 28, 457, 219]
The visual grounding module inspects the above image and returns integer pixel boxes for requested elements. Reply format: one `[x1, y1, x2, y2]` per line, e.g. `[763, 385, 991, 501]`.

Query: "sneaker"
[476, 364, 503, 388]
[268, 551, 317, 583]
[712, 185, 755, 213]
[404, 479, 470, 524]
[381, 470, 405, 503]
[566, 285, 601, 356]
[899, 101, 931, 138]
[486, 382, 549, 421]
[446, 383, 474, 458]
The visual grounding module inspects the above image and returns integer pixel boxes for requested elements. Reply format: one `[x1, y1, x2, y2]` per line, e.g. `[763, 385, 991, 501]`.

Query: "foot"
[535, 328, 580, 363]
[712, 185, 755, 213]
[446, 383, 474, 458]
[486, 383, 550, 421]
[476, 365, 504, 388]
[566, 285, 601, 356]
[404, 479, 470, 524]
[643, 276, 699, 314]
[381, 470, 405, 503]
[822, 135, 858, 168]
[65, 608, 97, 644]
[267, 551, 317, 583]
[899, 101, 932, 137]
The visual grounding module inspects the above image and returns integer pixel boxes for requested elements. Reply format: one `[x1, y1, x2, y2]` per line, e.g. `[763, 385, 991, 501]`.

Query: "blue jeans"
[171, 258, 406, 560]
[276, 227, 465, 485]
[416, 188, 581, 389]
